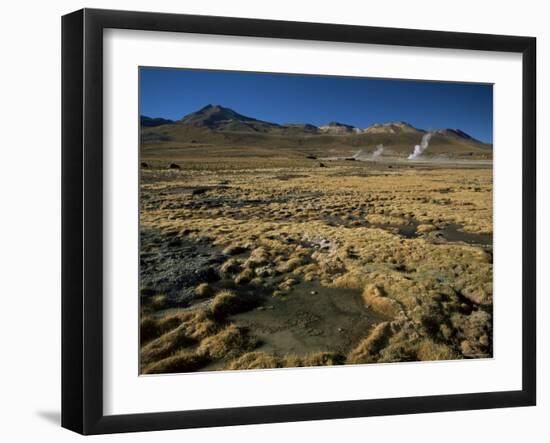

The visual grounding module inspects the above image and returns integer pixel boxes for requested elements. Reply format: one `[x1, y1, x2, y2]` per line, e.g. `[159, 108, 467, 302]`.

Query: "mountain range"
[142, 104, 483, 140]
[140, 104, 492, 159]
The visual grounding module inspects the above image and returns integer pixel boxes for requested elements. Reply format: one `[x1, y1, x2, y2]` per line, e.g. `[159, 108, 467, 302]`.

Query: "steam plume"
[372, 144, 385, 159]
[408, 132, 433, 160]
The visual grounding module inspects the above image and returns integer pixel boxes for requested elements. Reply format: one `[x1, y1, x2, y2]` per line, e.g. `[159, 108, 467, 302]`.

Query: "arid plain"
[139, 105, 493, 374]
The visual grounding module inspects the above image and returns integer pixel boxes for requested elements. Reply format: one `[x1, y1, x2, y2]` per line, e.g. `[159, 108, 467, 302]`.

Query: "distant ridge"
[140, 115, 174, 127]
[319, 122, 357, 135]
[363, 121, 422, 135]
[140, 104, 490, 147]
[435, 128, 482, 143]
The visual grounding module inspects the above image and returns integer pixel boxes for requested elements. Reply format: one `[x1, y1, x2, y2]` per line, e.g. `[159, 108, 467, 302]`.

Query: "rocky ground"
[139, 161, 493, 374]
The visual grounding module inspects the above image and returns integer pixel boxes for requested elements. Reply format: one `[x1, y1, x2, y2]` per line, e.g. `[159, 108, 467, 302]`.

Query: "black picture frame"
[61, 8, 536, 435]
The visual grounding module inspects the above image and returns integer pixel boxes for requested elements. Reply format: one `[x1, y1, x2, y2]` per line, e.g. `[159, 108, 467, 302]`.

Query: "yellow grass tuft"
[276, 257, 303, 274]
[195, 282, 215, 298]
[141, 323, 197, 366]
[227, 351, 344, 370]
[209, 290, 257, 319]
[198, 324, 258, 360]
[220, 258, 242, 274]
[362, 284, 402, 318]
[234, 268, 255, 285]
[142, 351, 208, 374]
[416, 339, 458, 361]
[347, 322, 392, 364]
[227, 352, 280, 370]
[140, 314, 184, 344]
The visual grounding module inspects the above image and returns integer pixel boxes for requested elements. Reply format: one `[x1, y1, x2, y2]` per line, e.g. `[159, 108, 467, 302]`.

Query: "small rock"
[192, 188, 208, 196]
[310, 290, 317, 295]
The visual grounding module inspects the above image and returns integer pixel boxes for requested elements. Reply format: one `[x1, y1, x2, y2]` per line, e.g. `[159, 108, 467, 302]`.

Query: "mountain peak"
[199, 103, 225, 111]
[179, 104, 280, 133]
[363, 121, 422, 134]
[319, 121, 356, 134]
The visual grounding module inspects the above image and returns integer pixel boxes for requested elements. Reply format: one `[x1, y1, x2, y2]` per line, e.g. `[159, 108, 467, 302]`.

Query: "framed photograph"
[62, 8, 536, 435]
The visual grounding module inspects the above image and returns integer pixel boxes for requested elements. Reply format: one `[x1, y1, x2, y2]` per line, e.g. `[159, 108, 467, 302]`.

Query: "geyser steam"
[372, 144, 385, 159]
[408, 132, 433, 160]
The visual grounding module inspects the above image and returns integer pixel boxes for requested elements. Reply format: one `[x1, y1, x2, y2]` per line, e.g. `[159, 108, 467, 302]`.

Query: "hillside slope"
[140, 105, 492, 161]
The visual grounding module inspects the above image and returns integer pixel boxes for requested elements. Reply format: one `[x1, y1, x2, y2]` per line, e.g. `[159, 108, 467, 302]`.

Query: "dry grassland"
[139, 161, 492, 373]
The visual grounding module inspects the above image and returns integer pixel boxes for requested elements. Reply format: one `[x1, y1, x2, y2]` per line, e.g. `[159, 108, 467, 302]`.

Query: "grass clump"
[234, 268, 255, 285]
[416, 339, 458, 361]
[290, 352, 344, 367]
[227, 352, 280, 370]
[143, 351, 208, 374]
[209, 290, 258, 319]
[195, 282, 215, 298]
[227, 351, 344, 370]
[141, 293, 169, 314]
[278, 277, 298, 291]
[140, 308, 220, 371]
[141, 323, 197, 366]
[276, 257, 303, 274]
[347, 322, 393, 364]
[198, 325, 258, 360]
[245, 247, 269, 267]
[417, 223, 437, 233]
[140, 314, 184, 344]
[178, 309, 219, 340]
[362, 284, 402, 318]
[220, 258, 242, 274]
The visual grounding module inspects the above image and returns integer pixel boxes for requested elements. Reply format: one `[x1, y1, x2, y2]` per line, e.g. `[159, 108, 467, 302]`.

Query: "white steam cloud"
[372, 144, 385, 159]
[408, 132, 433, 160]
[351, 144, 385, 161]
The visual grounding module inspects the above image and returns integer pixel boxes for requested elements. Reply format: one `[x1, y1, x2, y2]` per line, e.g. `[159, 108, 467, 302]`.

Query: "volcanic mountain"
[178, 104, 282, 133]
[140, 105, 492, 160]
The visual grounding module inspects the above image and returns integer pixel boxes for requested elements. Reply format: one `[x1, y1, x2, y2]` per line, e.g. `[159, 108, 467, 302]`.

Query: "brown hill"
[140, 105, 492, 162]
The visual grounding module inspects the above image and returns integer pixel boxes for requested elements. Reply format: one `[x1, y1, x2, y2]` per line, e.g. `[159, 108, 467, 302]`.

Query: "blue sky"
[140, 67, 493, 143]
